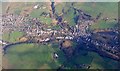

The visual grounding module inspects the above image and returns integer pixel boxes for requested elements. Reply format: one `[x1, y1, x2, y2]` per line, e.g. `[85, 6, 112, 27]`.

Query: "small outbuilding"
[33, 4, 39, 9]
[53, 52, 59, 59]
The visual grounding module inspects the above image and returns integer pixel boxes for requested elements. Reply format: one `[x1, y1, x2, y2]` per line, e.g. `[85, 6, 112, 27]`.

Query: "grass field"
[88, 52, 119, 69]
[3, 43, 63, 69]
[63, 7, 77, 26]
[73, 2, 118, 18]
[90, 20, 117, 30]
[39, 16, 52, 25]
[55, 3, 78, 26]
[30, 2, 50, 18]
[55, 3, 69, 15]
[55, 2, 118, 27]
[3, 42, 119, 69]
[30, 9, 49, 18]
[2, 31, 24, 43]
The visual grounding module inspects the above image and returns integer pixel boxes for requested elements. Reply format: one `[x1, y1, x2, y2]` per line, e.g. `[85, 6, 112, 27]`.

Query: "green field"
[88, 52, 119, 69]
[30, 2, 50, 18]
[2, 31, 24, 43]
[3, 43, 63, 69]
[63, 7, 77, 26]
[73, 2, 118, 18]
[39, 16, 52, 25]
[90, 20, 117, 30]
[55, 2, 118, 27]
[30, 9, 48, 18]
[3, 42, 119, 69]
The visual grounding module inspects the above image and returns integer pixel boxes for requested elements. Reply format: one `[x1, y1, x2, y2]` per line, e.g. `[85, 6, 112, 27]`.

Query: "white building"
[33, 4, 39, 9]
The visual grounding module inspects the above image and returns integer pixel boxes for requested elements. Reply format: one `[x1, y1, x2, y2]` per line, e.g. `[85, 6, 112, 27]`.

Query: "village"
[1, 10, 120, 61]
[1, 2, 120, 69]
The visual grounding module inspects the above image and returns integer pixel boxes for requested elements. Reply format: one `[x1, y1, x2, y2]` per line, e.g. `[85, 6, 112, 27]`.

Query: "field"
[89, 52, 119, 69]
[90, 20, 117, 30]
[73, 2, 118, 18]
[39, 16, 52, 25]
[54, 2, 118, 27]
[30, 2, 50, 18]
[2, 2, 118, 28]
[3, 43, 62, 69]
[3, 43, 119, 69]
[74, 2, 118, 29]
[2, 31, 24, 43]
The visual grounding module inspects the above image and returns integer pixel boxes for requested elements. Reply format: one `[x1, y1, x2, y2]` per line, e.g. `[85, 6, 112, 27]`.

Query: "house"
[33, 4, 39, 9]
[53, 52, 59, 59]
